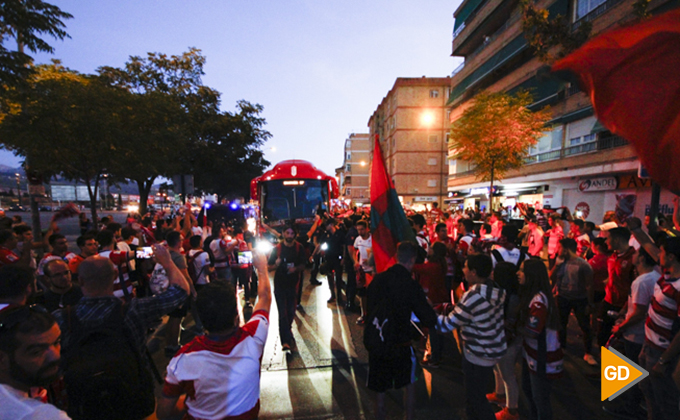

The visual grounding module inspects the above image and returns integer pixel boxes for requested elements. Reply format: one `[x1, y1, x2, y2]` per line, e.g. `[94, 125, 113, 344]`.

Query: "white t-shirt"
[353, 235, 373, 273]
[0, 384, 70, 420]
[623, 271, 658, 344]
[163, 310, 269, 419]
[188, 249, 211, 285]
[491, 246, 528, 267]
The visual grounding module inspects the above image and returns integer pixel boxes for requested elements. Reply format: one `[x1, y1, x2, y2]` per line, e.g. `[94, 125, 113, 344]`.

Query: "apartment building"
[446, 0, 678, 220]
[368, 77, 452, 209]
[338, 133, 371, 205]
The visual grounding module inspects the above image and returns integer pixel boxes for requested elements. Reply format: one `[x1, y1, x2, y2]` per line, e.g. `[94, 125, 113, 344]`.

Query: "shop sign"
[578, 177, 618, 192]
[415, 196, 437, 202]
[618, 174, 652, 189]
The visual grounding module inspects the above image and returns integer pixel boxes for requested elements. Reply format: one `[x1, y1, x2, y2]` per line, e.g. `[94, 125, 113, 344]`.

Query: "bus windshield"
[260, 179, 329, 225]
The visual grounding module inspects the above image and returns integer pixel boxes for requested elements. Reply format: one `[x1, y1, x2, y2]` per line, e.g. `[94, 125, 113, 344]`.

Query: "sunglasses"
[0, 305, 49, 333]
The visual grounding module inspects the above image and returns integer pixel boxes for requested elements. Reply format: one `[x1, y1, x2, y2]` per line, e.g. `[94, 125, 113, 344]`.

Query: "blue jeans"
[521, 359, 553, 420]
[639, 343, 680, 420]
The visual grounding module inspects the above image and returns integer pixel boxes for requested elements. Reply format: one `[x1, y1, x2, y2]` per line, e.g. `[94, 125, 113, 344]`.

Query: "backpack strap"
[517, 250, 527, 269]
[491, 249, 504, 263]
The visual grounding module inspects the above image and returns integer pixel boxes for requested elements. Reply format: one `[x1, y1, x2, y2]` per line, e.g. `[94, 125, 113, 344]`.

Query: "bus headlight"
[256, 240, 274, 253]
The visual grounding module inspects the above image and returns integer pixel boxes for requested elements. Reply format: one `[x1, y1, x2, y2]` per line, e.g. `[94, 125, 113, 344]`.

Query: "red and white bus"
[250, 160, 339, 235]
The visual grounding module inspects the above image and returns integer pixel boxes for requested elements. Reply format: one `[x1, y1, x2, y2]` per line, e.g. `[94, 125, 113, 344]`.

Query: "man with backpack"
[54, 245, 190, 420]
[364, 241, 437, 420]
[268, 225, 306, 352]
[490, 225, 528, 268]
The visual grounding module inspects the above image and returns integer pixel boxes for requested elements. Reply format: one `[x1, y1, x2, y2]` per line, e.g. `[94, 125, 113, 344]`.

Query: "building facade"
[338, 133, 371, 205]
[446, 0, 678, 220]
[368, 77, 452, 209]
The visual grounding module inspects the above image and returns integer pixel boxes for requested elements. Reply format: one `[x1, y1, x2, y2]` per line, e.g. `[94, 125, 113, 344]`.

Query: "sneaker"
[584, 353, 598, 366]
[495, 407, 519, 420]
[310, 279, 322, 286]
[486, 393, 506, 407]
[296, 304, 303, 311]
[327, 297, 336, 304]
[282, 343, 291, 352]
[356, 316, 365, 325]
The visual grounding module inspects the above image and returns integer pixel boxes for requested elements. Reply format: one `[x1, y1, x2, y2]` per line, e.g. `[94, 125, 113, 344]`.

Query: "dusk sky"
[1, 0, 463, 177]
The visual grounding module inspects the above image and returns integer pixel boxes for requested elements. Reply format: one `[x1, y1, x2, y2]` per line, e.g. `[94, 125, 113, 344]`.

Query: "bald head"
[78, 256, 116, 295]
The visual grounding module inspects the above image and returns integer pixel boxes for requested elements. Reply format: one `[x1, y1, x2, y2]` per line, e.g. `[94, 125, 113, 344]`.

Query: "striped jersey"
[437, 282, 506, 366]
[644, 276, 680, 350]
[163, 310, 269, 420]
[522, 292, 563, 378]
[99, 250, 133, 299]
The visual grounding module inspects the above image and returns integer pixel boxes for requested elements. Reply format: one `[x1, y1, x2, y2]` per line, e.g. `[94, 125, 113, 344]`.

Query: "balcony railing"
[465, 9, 522, 62]
[523, 135, 629, 164]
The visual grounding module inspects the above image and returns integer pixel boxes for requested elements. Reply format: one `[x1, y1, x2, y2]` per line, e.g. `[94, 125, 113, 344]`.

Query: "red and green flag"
[553, 8, 680, 193]
[370, 134, 416, 273]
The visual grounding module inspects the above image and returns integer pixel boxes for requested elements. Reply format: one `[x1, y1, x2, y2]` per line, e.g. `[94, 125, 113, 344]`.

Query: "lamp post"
[15, 173, 21, 206]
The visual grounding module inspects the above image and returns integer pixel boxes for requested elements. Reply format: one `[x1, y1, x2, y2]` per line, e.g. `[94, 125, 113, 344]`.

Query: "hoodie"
[437, 281, 506, 366]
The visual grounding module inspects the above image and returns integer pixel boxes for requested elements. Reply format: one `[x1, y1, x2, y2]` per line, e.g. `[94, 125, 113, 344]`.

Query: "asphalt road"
[147, 270, 620, 420]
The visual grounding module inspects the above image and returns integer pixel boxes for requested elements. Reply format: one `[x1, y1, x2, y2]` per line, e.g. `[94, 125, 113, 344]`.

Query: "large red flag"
[553, 8, 680, 193]
[370, 135, 417, 273]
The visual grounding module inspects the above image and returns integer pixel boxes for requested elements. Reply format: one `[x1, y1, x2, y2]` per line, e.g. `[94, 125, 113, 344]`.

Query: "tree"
[0, 62, 127, 223]
[97, 49, 215, 214]
[520, 0, 591, 64]
[449, 90, 551, 210]
[0, 0, 72, 91]
[192, 101, 270, 201]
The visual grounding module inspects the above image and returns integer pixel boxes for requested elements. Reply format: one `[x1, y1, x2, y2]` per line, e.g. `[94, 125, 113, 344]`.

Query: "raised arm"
[252, 250, 272, 313]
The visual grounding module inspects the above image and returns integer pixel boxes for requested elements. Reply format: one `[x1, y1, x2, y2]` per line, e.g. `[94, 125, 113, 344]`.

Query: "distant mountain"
[0, 164, 20, 174]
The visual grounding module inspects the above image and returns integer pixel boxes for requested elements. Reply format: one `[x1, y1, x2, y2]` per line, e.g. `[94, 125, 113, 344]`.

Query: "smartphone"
[136, 246, 154, 259]
[238, 251, 253, 265]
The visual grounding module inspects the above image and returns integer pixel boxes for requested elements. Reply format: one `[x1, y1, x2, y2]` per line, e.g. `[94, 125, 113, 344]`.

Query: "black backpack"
[187, 250, 207, 284]
[363, 293, 397, 355]
[62, 304, 155, 420]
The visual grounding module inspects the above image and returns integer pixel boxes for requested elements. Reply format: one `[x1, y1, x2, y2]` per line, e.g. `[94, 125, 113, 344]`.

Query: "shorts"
[366, 346, 417, 393]
[168, 296, 191, 318]
[356, 287, 367, 297]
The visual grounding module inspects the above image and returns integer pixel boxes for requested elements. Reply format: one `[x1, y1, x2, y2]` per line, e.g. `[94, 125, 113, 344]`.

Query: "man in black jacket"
[365, 241, 437, 420]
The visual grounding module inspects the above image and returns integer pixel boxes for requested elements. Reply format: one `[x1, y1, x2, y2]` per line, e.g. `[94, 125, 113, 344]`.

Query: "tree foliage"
[193, 100, 270, 201]
[450, 90, 551, 206]
[0, 0, 72, 91]
[520, 0, 591, 64]
[0, 61, 127, 223]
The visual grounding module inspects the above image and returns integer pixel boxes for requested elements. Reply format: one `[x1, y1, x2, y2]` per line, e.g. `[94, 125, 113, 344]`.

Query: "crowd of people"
[1, 197, 680, 420]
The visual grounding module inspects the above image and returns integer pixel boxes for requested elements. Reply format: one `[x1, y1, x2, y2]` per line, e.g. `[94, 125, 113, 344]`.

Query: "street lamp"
[15, 173, 21, 206]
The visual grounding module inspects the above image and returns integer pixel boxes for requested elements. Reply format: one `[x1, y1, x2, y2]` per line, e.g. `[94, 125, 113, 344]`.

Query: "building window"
[428, 179, 437, 187]
[392, 138, 396, 149]
[569, 133, 596, 146]
[428, 158, 437, 166]
[346, 153, 351, 161]
[346, 188, 351, 195]
[428, 135, 438, 144]
[345, 140, 351, 149]
[430, 89, 439, 98]
[575, 0, 606, 20]
[346, 164, 351, 172]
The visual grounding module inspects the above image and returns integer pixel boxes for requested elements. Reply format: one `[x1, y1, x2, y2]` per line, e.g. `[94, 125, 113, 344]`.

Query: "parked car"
[8, 204, 27, 212]
[39, 205, 52, 212]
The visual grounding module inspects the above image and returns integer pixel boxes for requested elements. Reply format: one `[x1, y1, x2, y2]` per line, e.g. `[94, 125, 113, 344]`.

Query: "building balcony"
[524, 135, 629, 164]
